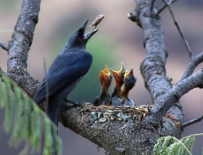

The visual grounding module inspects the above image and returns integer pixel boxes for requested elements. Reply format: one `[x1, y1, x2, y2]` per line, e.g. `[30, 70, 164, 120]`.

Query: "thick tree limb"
[7, 0, 41, 97]
[60, 105, 159, 155]
[136, 0, 183, 137]
[136, 0, 184, 138]
[181, 52, 203, 80]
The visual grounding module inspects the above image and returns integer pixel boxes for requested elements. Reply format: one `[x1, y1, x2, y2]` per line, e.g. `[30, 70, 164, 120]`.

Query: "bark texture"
[60, 106, 159, 155]
[135, 0, 184, 139]
[7, 0, 41, 97]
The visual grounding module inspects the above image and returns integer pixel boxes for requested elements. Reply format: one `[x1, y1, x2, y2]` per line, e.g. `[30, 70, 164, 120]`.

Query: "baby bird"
[110, 62, 125, 98]
[93, 65, 112, 106]
[121, 68, 136, 106]
[111, 67, 136, 107]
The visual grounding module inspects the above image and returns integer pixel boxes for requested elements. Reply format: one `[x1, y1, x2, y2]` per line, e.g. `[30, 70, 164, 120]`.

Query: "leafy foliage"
[0, 72, 62, 155]
[153, 133, 203, 155]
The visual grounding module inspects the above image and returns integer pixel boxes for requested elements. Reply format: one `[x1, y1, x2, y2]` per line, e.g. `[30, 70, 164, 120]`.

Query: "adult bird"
[34, 20, 98, 128]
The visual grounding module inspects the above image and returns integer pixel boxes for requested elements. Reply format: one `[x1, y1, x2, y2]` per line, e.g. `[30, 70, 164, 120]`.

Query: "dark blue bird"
[34, 20, 98, 128]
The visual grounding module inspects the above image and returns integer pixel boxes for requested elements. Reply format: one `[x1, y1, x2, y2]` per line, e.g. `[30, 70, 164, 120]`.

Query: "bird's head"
[64, 20, 98, 51]
[99, 65, 112, 91]
[123, 68, 136, 90]
[110, 62, 126, 88]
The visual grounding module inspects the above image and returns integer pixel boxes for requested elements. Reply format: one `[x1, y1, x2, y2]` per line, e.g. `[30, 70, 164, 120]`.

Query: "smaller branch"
[0, 40, 8, 51]
[181, 52, 203, 80]
[183, 115, 203, 127]
[127, 12, 137, 23]
[162, 0, 192, 59]
[157, 0, 177, 15]
[150, 0, 156, 13]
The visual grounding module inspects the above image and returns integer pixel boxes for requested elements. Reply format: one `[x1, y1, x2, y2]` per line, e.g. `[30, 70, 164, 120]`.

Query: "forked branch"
[181, 52, 203, 80]
[145, 69, 203, 124]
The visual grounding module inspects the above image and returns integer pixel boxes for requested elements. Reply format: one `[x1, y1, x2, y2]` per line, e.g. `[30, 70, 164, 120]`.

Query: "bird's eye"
[77, 38, 82, 42]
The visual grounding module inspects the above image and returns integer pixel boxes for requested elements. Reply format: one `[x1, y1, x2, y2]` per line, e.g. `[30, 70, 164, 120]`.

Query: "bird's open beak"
[100, 65, 112, 90]
[82, 20, 98, 41]
[81, 20, 89, 32]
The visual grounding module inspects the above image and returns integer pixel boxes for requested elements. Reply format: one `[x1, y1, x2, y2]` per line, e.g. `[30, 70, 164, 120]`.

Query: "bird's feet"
[60, 99, 82, 110]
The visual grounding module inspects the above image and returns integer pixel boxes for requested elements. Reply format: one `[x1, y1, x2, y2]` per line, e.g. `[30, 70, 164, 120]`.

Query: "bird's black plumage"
[34, 20, 98, 128]
[34, 51, 92, 105]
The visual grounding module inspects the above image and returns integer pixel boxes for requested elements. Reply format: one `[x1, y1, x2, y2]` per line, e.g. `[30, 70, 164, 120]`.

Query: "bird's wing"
[34, 51, 92, 104]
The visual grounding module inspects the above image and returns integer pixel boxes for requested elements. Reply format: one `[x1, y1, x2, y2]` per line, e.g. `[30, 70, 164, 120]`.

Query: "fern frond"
[0, 80, 5, 108]
[180, 135, 195, 155]
[0, 72, 62, 155]
[31, 106, 42, 152]
[153, 137, 164, 155]
[10, 86, 23, 144]
[167, 142, 180, 155]
[153, 135, 196, 155]
[21, 93, 32, 140]
[3, 75, 14, 132]
[160, 136, 172, 155]
[11, 87, 23, 143]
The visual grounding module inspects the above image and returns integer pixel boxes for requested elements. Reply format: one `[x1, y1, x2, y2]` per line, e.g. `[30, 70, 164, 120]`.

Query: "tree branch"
[181, 52, 203, 80]
[0, 40, 8, 51]
[136, 0, 184, 138]
[6, 0, 41, 97]
[157, 0, 177, 15]
[162, 0, 192, 59]
[60, 105, 159, 155]
[183, 115, 203, 127]
[144, 69, 203, 124]
[150, 0, 156, 13]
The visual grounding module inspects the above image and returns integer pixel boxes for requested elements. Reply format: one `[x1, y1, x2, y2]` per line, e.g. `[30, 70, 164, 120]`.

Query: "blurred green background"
[0, 0, 203, 154]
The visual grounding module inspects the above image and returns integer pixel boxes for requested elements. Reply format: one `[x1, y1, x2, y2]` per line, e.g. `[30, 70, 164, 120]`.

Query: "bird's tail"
[46, 97, 59, 155]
